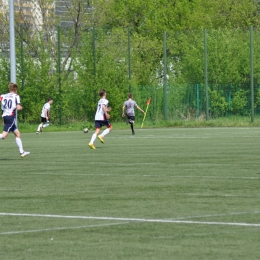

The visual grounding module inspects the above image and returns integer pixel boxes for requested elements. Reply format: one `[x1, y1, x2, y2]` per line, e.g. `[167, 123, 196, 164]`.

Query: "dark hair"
[99, 89, 106, 97]
[48, 97, 53, 101]
[128, 93, 133, 98]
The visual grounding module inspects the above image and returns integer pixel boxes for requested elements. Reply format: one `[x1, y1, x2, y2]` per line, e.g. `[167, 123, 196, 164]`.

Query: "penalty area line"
[0, 213, 260, 227]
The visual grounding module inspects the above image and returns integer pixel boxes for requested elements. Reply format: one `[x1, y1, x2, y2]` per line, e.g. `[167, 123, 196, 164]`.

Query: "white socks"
[90, 133, 97, 144]
[101, 128, 110, 137]
[16, 137, 24, 153]
[90, 129, 111, 144]
[37, 123, 43, 132]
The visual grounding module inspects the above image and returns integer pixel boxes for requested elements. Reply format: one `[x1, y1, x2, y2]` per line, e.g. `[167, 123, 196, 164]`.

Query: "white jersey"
[95, 98, 109, 120]
[0, 92, 20, 117]
[41, 102, 51, 118]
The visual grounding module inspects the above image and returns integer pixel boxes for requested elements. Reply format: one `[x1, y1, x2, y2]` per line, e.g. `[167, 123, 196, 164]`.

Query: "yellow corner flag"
[141, 98, 151, 129]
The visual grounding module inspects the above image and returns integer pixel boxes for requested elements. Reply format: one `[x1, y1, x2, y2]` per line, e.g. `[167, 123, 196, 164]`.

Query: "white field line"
[182, 193, 260, 198]
[0, 222, 128, 235]
[0, 213, 260, 227]
[173, 211, 260, 220]
[144, 175, 260, 180]
[4, 171, 259, 180]
[113, 136, 210, 139]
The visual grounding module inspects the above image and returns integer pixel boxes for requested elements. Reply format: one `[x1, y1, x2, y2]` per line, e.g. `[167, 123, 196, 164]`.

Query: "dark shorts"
[40, 117, 48, 123]
[94, 120, 112, 129]
[3, 116, 17, 132]
[127, 115, 135, 123]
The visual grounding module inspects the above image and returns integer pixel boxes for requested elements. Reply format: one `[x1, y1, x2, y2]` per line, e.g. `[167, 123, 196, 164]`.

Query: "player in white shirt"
[88, 89, 112, 149]
[0, 83, 30, 158]
[36, 98, 53, 134]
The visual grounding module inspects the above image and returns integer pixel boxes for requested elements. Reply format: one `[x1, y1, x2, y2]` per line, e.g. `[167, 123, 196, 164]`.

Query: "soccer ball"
[83, 128, 89, 133]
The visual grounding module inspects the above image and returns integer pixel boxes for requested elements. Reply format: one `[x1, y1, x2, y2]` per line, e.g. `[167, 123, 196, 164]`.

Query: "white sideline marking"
[0, 213, 260, 227]
[0, 222, 127, 235]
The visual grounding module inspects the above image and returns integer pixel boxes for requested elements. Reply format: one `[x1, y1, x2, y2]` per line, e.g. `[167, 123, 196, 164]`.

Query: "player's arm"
[45, 109, 50, 121]
[122, 105, 125, 117]
[102, 104, 110, 119]
[136, 105, 145, 114]
[16, 96, 22, 110]
[16, 104, 23, 111]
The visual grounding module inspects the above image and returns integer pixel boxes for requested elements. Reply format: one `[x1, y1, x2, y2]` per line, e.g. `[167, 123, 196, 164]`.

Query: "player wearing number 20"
[0, 83, 30, 158]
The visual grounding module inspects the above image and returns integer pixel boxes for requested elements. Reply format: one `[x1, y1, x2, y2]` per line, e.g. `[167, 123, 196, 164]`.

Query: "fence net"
[1, 27, 260, 123]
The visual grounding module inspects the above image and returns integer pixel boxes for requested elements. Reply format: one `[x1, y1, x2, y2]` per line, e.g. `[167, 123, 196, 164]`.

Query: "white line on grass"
[183, 193, 260, 198]
[0, 222, 128, 235]
[143, 175, 260, 180]
[13, 172, 260, 180]
[88, 162, 158, 165]
[174, 211, 260, 220]
[0, 213, 260, 227]
[113, 136, 210, 139]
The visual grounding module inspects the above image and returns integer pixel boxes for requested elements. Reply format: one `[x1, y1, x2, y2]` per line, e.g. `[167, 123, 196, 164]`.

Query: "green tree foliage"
[231, 89, 249, 115]
[209, 89, 229, 117]
[97, 0, 260, 32]
[1, 0, 260, 122]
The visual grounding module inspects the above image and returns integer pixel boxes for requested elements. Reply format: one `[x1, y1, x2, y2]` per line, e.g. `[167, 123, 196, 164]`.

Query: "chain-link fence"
[1, 27, 260, 124]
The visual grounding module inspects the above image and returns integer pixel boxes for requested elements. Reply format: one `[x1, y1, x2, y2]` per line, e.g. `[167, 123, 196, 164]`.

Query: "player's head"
[9, 82, 18, 93]
[48, 97, 53, 104]
[128, 93, 133, 99]
[99, 89, 106, 97]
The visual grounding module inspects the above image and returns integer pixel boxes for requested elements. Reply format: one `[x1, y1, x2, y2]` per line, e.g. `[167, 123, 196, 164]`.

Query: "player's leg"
[129, 116, 135, 135]
[131, 121, 135, 135]
[13, 129, 30, 157]
[0, 116, 12, 139]
[91, 128, 100, 143]
[36, 123, 43, 133]
[43, 122, 50, 128]
[89, 122, 101, 149]
[0, 131, 9, 139]
[98, 122, 112, 143]
[36, 117, 45, 134]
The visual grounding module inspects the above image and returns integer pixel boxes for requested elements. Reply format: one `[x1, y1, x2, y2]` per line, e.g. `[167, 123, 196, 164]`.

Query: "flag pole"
[141, 98, 151, 129]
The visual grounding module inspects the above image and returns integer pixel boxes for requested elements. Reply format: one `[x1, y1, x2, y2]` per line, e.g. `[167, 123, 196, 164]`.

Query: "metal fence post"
[20, 25, 24, 90]
[57, 26, 62, 125]
[128, 27, 132, 93]
[196, 84, 200, 118]
[250, 26, 254, 123]
[228, 84, 231, 116]
[204, 29, 209, 120]
[92, 26, 96, 82]
[163, 31, 167, 120]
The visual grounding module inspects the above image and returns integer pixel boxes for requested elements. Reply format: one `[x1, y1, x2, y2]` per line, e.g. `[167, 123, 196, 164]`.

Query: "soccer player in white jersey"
[36, 98, 53, 134]
[88, 89, 112, 149]
[122, 93, 145, 135]
[0, 83, 30, 158]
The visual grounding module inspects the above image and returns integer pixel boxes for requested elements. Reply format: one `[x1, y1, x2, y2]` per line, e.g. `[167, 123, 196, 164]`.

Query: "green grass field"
[0, 127, 260, 259]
